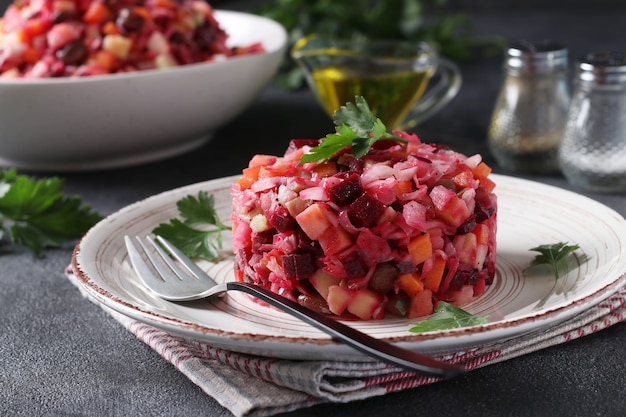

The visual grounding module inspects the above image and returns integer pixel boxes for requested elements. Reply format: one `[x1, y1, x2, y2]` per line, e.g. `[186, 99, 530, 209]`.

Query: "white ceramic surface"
[72, 174, 626, 360]
[0, 11, 287, 171]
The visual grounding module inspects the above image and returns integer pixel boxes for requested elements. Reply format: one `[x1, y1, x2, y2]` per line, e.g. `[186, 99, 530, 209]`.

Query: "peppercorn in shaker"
[559, 52, 626, 193]
[488, 41, 570, 174]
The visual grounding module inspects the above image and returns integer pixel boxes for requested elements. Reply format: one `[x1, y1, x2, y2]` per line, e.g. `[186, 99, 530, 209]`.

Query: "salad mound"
[0, 0, 263, 78]
[231, 128, 497, 321]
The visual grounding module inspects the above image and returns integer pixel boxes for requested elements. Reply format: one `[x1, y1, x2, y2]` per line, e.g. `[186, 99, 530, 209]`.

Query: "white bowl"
[0, 10, 287, 171]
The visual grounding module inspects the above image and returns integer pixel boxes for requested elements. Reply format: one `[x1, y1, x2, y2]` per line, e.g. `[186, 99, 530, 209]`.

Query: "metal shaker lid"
[506, 40, 568, 73]
[578, 52, 626, 84]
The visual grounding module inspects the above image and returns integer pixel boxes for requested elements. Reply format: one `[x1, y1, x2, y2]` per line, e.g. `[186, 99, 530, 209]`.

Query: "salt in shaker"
[488, 40, 570, 174]
[559, 52, 626, 193]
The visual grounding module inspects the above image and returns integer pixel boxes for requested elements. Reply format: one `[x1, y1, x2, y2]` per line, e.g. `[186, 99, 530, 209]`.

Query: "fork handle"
[225, 281, 466, 379]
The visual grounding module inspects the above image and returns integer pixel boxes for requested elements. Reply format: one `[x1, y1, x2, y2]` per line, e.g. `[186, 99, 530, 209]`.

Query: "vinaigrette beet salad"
[0, 0, 263, 78]
[231, 130, 497, 321]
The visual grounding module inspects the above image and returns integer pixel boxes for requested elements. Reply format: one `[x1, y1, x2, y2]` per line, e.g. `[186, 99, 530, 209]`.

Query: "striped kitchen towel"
[65, 267, 625, 417]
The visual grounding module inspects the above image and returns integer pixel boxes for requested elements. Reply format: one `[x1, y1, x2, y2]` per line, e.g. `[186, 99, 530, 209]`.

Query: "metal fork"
[124, 235, 466, 379]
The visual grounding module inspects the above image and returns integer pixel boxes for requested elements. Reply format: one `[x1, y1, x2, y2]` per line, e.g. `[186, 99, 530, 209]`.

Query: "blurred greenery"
[252, 0, 504, 90]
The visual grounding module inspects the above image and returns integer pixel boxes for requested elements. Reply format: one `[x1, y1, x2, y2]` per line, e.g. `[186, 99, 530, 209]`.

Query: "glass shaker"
[559, 52, 626, 193]
[488, 40, 570, 174]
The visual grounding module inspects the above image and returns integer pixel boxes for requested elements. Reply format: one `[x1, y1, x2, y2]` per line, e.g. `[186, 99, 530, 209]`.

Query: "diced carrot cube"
[235, 177, 253, 191]
[423, 254, 446, 292]
[155, 0, 175, 9]
[452, 169, 475, 189]
[132, 7, 154, 24]
[479, 176, 496, 193]
[21, 19, 50, 42]
[102, 21, 119, 36]
[244, 165, 261, 179]
[23, 47, 42, 64]
[407, 232, 432, 266]
[473, 162, 492, 178]
[397, 272, 424, 297]
[93, 50, 119, 71]
[83, 2, 112, 24]
[235, 165, 260, 190]
[248, 154, 277, 168]
[393, 180, 413, 196]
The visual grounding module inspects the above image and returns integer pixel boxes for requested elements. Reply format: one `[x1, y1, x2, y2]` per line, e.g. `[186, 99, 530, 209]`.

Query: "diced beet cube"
[329, 172, 363, 206]
[458, 214, 477, 234]
[474, 187, 496, 223]
[343, 257, 367, 279]
[251, 231, 273, 254]
[485, 260, 496, 284]
[371, 139, 400, 150]
[268, 205, 296, 232]
[395, 262, 419, 274]
[449, 266, 479, 290]
[348, 192, 385, 227]
[285, 139, 320, 155]
[336, 154, 364, 172]
[282, 253, 316, 280]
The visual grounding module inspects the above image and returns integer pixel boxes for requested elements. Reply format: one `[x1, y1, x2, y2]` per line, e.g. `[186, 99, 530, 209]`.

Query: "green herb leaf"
[524, 242, 582, 280]
[300, 96, 405, 164]
[409, 301, 488, 333]
[299, 131, 357, 165]
[333, 97, 380, 136]
[152, 191, 230, 261]
[0, 169, 102, 256]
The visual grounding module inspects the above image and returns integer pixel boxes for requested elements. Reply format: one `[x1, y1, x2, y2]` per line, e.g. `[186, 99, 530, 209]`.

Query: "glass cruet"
[487, 40, 570, 174]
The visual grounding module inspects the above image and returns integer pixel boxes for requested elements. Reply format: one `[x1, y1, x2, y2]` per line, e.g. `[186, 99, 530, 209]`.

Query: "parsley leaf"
[300, 96, 405, 164]
[409, 301, 488, 333]
[0, 169, 102, 256]
[524, 242, 583, 280]
[152, 191, 230, 261]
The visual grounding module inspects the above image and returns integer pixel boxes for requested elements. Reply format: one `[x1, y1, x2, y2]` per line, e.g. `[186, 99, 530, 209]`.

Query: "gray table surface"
[1, 2, 625, 417]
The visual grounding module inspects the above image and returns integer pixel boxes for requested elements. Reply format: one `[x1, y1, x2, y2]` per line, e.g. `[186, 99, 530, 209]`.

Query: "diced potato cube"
[102, 35, 132, 60]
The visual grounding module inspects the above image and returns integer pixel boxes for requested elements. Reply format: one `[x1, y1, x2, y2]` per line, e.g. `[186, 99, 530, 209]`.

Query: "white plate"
[72, 174, 626, 360]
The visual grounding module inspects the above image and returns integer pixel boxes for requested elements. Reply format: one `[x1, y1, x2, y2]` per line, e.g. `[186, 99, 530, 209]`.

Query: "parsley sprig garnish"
[152, 191, 230, 261]
[300, 96, 406, 165]
[0, 169, 102, 256]
[524, 242, 583, 280]
[409, 301, 488, 333]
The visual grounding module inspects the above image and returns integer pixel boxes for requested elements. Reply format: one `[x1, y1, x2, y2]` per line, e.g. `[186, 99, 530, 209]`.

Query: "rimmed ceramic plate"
[72, 174, 626, 360]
